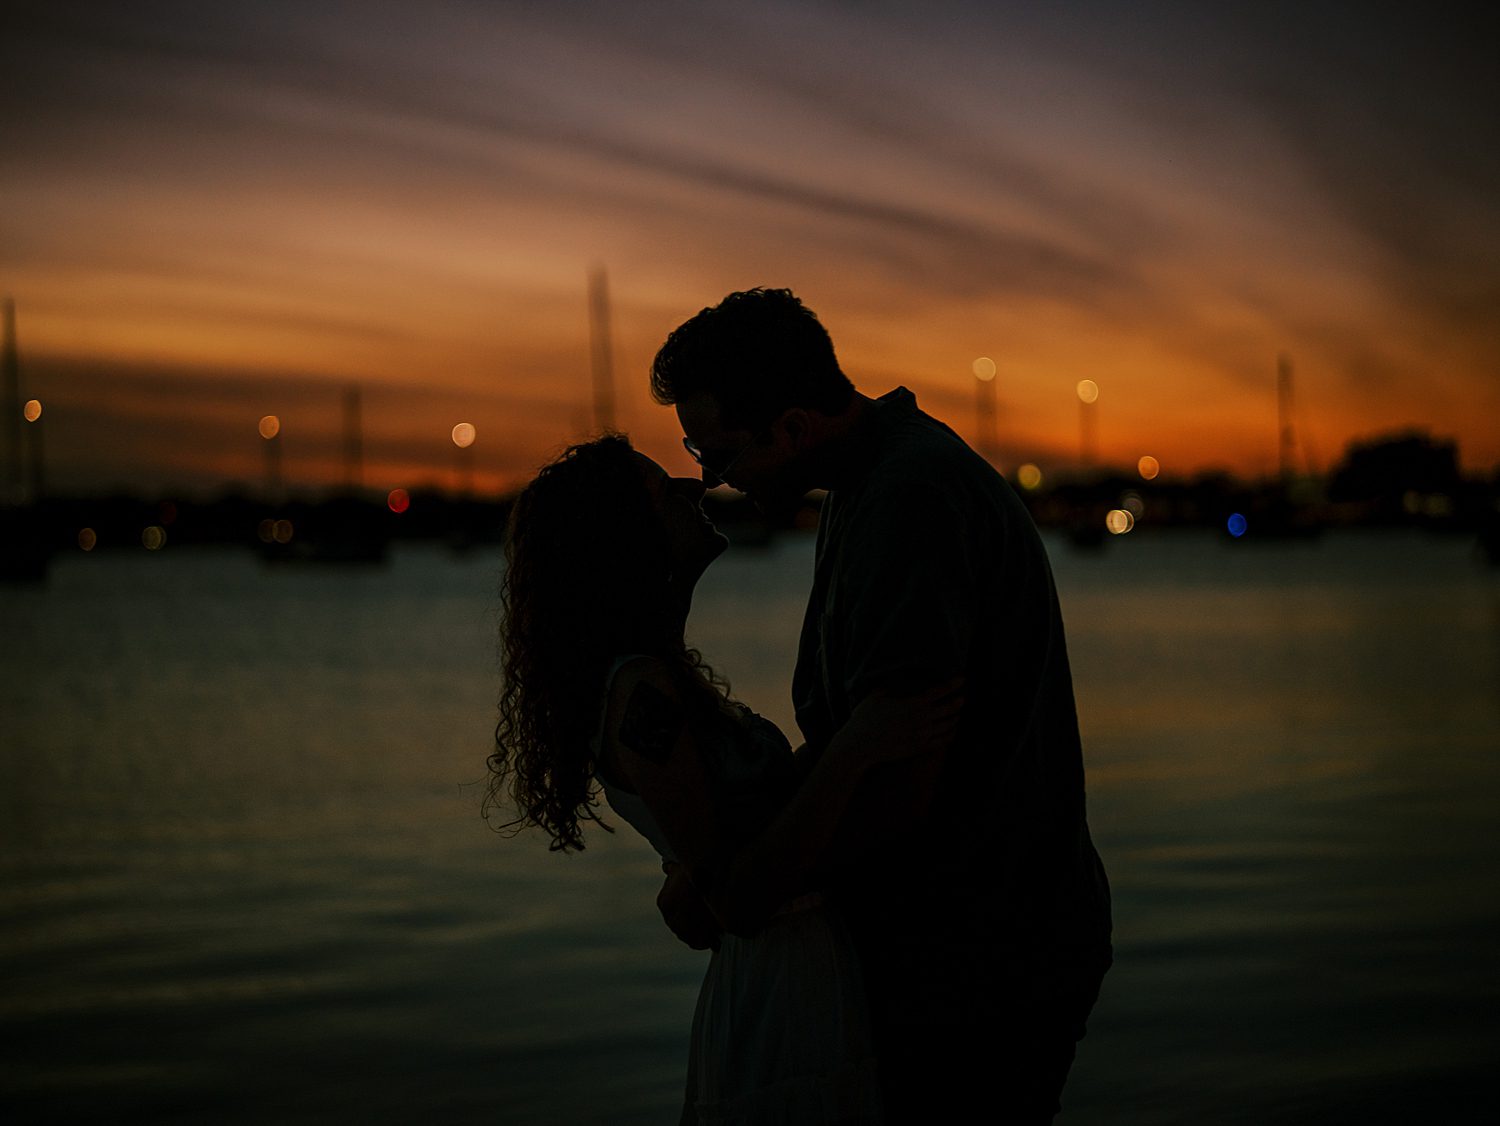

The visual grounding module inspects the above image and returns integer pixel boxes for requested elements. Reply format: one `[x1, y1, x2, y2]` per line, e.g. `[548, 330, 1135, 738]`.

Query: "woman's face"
[633, 452, 729, 582]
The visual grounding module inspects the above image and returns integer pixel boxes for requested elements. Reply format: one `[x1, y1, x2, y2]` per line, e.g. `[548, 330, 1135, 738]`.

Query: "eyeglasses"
[682, 434, 756, 487]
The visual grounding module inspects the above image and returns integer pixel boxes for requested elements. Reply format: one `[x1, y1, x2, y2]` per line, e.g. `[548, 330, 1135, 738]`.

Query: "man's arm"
[607, 659, 952, 940]
[708, 678, 962, 933]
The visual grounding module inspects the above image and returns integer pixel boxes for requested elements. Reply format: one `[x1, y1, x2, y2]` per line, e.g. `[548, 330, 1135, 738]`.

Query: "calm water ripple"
[3, 530, 1497, 1123]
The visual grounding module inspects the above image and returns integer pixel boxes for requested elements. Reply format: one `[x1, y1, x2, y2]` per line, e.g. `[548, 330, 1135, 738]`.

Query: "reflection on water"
[2, 532, 1497, 1123]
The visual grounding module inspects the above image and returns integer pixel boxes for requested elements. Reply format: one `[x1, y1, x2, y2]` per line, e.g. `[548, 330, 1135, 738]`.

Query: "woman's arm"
[601, 658, 731, 875]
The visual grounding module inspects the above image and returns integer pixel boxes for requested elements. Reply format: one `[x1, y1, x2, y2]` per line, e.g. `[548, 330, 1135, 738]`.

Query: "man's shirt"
[792, 387, 1111, 980]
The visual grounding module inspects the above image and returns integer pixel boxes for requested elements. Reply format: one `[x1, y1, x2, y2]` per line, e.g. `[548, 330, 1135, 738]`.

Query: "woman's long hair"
[487, 435, 727, 852]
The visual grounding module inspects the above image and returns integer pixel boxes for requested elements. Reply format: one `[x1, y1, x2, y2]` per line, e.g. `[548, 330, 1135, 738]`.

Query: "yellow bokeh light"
[142, 525, 167, 550]
[1138, 455, 1160, 480]
[273, 519, 294, 544]
[1076, 379, 1099, 404]
[78, 527, 97, 551]
[257, 518, 276, 544]
[23, 399, 42, 422]
[451, 422, 477, 448]
[1105, 509, 1135, 535]
[259, 414, 281, 440]
[1016, 463, 1043, 490]
[972, 357, 996, 382]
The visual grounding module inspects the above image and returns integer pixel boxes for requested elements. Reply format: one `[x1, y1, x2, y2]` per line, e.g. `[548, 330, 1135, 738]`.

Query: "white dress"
[595, 658, 883, 1125]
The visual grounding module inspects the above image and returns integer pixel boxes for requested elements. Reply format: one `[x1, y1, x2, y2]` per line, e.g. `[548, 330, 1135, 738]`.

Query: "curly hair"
[649, 287, 854, 431]
[487, 434, 729, 852]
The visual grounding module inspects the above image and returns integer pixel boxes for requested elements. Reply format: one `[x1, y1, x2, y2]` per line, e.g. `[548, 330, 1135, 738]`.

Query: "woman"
[489, 435, 957, 1125]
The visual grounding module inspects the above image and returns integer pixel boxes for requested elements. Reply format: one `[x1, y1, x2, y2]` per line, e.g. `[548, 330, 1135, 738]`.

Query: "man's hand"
[657, 862, 721, 951]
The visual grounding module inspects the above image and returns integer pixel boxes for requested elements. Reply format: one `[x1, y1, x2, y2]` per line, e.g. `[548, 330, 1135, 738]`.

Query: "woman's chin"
[673, 532, 729, 593]
[695, 529, 731, 576]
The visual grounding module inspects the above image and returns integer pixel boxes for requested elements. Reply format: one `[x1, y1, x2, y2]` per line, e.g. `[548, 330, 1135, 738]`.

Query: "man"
[652, 288, 1111, 1122]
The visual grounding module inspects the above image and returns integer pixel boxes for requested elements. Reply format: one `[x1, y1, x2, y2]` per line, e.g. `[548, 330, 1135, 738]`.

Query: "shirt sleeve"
[832, 480, 977, 706]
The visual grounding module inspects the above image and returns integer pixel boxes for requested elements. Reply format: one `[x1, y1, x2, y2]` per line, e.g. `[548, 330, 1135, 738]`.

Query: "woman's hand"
[657, 861, 721, 951]
[842, 676, 965, 765]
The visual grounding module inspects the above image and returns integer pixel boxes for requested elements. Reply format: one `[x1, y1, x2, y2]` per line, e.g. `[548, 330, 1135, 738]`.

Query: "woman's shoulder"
[602, 652, 676, 728]
[603, 654, 679, 712]
[596, 656, 685, 794]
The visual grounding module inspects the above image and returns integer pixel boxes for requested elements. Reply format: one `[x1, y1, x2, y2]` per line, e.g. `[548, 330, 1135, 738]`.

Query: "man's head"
[650, 288, 855, 506]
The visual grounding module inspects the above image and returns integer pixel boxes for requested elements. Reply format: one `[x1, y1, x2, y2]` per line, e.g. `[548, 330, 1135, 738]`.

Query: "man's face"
[675, 392, 803, 513]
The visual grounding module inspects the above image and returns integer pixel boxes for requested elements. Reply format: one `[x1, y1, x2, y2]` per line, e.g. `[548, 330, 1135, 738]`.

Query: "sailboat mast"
[588, 268, 616, 433]
[1277, 352, 1296, 481]
[343, 384, 363, 493]
[2, 298, 22, 501]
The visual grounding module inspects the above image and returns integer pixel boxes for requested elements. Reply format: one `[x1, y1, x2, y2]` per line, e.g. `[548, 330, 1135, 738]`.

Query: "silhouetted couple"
[493, 289, 1111, 1123]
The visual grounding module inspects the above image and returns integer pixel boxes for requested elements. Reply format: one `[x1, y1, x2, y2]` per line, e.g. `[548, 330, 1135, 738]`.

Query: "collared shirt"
[793, 387, 1111, 975]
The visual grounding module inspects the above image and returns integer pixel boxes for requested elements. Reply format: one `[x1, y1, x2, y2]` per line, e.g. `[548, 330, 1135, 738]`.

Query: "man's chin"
[748, 490, 813, 528]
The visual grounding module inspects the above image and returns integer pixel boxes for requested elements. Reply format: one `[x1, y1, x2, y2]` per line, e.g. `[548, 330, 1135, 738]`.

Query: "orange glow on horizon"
[3, 6, 1495, 495]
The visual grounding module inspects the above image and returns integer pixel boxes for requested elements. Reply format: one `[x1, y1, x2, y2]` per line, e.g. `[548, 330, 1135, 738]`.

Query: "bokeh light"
[257, 518, 276, 544]
[141, 525, 166, 550]
[1016, 463, 1043, 491]
[1076, 379, 1099, 404]
[1121, 491, 1144, 518]
[1106, 508, 1135, 535]
[387, 488, 410, 514]
[23, 399, 42, 422]
[258, 414, 281, 440]
[972, 357, 996, 381]
[77, 527, 97, 551]
[1227, 513, 1248, 538]
[1138, 455, 1160, 480]
[273, 519, 294, 544]
[451, 422, 476, 448]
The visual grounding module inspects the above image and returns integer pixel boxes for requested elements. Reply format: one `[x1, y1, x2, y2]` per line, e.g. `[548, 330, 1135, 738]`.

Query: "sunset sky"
[4, 1, 1496, 495]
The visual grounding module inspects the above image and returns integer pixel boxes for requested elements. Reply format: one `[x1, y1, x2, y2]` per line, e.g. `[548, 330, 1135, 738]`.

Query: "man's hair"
[650, 288, 854, 431]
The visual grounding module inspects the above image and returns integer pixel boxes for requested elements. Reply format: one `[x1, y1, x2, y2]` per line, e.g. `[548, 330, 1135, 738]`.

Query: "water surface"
[2, 530, 1496, 1123]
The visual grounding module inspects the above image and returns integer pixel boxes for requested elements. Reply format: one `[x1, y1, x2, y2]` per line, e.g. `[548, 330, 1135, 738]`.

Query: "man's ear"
[775, 407, 814, 451]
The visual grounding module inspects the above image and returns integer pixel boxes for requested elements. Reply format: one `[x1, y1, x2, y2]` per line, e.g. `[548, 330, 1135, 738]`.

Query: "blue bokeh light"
[1227, 513, 1248, 538]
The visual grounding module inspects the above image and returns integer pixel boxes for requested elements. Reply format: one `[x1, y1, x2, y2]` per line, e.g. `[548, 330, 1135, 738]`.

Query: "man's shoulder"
[865, 393, 1004, 502]
[827, 389, 1044, 560]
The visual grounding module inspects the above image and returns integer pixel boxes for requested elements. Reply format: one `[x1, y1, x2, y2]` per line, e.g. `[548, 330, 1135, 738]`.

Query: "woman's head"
[488, 434, 727, 851]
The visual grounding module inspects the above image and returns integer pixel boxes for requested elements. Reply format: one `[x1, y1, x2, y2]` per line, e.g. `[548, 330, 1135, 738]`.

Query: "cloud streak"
[4, 1, 1498, 488]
